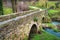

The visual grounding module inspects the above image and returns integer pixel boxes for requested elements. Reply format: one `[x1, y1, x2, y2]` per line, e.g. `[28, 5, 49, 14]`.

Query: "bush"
[48, 9, 60, 18]
[55, 2, 60, 8]
[3, 7, 13, 15]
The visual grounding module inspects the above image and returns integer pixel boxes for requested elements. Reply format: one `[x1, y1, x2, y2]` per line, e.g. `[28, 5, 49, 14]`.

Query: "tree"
[0, 0, 3, 15]
[11, 0, 17, 13]
[55, 2, 60, 8]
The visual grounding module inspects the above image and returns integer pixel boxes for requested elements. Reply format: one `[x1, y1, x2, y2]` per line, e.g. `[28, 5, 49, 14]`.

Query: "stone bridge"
[0, 9, 46, 40]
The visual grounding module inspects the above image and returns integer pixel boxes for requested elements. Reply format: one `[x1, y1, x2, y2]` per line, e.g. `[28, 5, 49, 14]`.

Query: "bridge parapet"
[0, 9, 46, 40]
[0, 9, 39, 22]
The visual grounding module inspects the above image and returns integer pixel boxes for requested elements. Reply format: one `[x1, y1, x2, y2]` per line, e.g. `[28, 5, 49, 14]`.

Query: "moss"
[33, 17, 38, 22]
[42, 16, 51, 23]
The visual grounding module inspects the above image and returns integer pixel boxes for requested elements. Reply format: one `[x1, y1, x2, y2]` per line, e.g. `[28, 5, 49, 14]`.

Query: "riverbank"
[43, 22, 60, 32]
[29, 31, 60, 40]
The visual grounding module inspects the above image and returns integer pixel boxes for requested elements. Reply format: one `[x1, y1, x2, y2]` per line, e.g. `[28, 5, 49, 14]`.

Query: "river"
[44, 21, 60, 37]
[52, 21, 60, 25]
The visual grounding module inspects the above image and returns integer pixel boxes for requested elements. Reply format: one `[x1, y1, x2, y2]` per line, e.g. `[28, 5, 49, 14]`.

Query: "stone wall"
[0, 10, 38, 22]
[0, 9, 46, 40]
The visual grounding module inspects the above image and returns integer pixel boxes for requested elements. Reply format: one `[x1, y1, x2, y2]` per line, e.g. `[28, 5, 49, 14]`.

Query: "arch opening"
[42, 17, 45, 23]
[28, 24, 37, 40]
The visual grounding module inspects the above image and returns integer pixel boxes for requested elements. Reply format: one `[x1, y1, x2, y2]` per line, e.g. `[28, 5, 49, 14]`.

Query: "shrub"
[3, 7, 12, 15]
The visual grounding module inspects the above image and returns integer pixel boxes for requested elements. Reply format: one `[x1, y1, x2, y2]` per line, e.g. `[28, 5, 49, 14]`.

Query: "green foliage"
[34, 1, 46, 9]
[55, 2, 60, 8]
[29, 1, 46, 9]
[29, 6, 36, 10]
[29, 6, 39, 10]
[49, 6, 55, 9]
[29, 1, 59, 9]
[33, 17, 38, 22]
[58, 4, 60, 8]
[48, 9, 60, 18]
[3, 7, 13, 15]
[47, 2, 56, 9]
[48, 9, 60, 14]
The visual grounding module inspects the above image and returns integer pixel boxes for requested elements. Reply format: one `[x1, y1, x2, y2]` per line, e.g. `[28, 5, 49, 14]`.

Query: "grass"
[31, 31, 60, 40]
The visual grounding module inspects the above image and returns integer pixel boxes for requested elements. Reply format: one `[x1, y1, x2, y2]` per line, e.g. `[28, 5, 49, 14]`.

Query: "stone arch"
[42, 17, 45, 23]
[28, 24, 37, 40]
[42, 17, 44, 20]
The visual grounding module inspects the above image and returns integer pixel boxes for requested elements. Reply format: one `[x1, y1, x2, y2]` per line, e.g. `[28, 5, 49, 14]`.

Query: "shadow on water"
[28, 24, 37, 40]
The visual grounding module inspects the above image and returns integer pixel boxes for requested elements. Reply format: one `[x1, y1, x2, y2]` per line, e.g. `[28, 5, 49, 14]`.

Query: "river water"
[44, 28, 60, 37]
[52, 21, 60, 25]
[44, 21, 60, 37]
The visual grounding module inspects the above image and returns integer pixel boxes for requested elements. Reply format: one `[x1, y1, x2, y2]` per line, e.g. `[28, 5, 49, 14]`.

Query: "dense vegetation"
[48, 9, 60, 18]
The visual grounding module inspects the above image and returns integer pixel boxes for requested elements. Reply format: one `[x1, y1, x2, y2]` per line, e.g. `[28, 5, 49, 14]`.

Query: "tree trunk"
[0, 0, 3, 15]
[11, 0, 17, 13]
